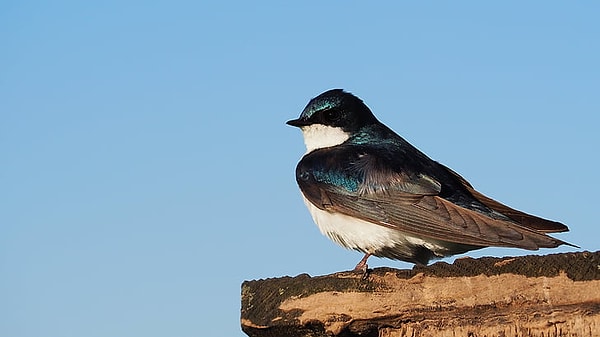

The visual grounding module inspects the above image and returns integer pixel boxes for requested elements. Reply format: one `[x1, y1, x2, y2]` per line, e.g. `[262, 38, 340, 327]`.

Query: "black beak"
[286, 118, 310, 127]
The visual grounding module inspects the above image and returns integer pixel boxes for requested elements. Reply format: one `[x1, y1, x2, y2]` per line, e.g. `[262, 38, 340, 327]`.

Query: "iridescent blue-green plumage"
[302, 168, 361, 193]
[298, 91, 345, 120]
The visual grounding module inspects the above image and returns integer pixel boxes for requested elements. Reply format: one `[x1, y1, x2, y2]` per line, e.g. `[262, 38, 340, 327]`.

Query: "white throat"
[300, 124, 350, 153]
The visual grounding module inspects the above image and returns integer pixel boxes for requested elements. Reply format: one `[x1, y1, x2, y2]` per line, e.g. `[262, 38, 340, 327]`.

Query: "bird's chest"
[300, 194, 402, 252]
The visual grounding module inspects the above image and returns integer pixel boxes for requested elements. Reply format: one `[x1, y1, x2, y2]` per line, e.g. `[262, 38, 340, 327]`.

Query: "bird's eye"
[323, 109, 341, 123]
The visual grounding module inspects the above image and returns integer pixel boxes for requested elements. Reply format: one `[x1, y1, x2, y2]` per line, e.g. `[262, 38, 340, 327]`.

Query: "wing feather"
[442, 165, 569, 233]
[317, 187, 562, 249]
[297, 145, 568, 251]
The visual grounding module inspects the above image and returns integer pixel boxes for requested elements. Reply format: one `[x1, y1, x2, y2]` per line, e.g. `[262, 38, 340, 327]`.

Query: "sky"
[1, 1, 599, 337]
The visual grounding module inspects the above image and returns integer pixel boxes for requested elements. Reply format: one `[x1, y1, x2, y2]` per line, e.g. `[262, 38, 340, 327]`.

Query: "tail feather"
[469, 188, 568, 233]
[443, 164, 569, 233]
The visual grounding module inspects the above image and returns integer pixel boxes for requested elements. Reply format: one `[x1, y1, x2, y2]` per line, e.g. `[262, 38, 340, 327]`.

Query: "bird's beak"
[286, 118, 310, 127]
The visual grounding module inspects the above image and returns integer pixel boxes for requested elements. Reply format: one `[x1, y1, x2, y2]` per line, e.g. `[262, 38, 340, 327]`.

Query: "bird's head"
[287, 89, 378, 153]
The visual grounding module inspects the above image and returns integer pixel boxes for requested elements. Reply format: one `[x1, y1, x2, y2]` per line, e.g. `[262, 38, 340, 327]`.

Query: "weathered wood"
[241, 251, 600, 337]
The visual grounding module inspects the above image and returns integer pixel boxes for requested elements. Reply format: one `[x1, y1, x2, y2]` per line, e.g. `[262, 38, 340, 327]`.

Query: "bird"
[287, 89, 573, 272]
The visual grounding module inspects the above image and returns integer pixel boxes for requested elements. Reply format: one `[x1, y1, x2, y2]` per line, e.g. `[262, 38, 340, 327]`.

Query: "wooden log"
[241, 251, 600, 337]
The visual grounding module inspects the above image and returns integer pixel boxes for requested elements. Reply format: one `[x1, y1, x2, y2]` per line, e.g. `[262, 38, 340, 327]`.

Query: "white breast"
[300, 194, 454, 258]
[300, 124, 350, 153]
[301, 195, 406, 252]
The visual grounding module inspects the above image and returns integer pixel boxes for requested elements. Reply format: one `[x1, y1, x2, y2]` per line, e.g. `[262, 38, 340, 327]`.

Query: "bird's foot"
[353, 253, 371, 279]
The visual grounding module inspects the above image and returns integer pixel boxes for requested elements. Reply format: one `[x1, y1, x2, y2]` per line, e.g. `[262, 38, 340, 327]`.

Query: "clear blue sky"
[2, 2, 598, 336]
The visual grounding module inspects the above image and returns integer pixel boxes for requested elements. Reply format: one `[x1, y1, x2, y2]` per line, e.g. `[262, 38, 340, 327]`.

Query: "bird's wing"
[442, 165, 569, 233]
[297, 147, 566, 249]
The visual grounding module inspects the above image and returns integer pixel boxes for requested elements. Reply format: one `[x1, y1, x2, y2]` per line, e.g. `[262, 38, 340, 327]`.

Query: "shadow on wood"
[241, 251, 600, 337]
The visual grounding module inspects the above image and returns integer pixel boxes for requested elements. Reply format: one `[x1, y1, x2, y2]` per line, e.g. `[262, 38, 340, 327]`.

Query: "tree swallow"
[287, 89, 573, 271]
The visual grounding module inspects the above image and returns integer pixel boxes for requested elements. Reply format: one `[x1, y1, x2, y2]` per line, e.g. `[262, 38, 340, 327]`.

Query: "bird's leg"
[353, 253, 371, 274]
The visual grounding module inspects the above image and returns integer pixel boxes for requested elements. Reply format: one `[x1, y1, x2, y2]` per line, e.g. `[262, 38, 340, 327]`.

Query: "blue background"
[2, 2, 598, 336]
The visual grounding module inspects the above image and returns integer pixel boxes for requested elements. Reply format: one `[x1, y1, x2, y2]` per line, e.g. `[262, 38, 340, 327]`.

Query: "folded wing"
[297, 146, 569, 250]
